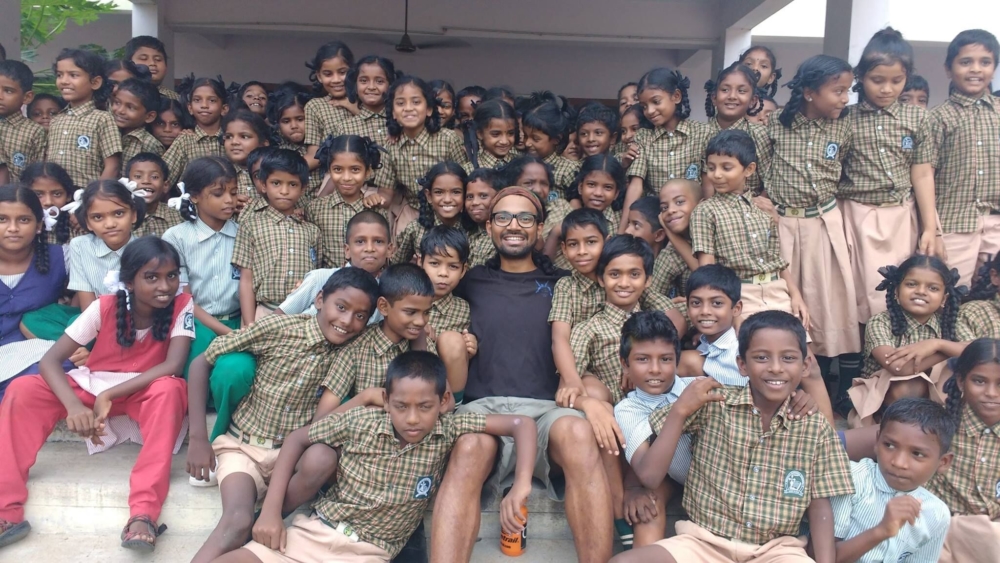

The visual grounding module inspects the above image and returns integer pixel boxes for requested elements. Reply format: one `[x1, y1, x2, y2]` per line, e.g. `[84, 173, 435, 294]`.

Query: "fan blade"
[414, 38, 470, 50]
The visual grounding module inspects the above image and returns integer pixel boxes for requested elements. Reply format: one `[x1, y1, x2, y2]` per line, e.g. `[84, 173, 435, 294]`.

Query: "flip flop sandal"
[120, 514, 167, 552]
[0, 519, 31, 548]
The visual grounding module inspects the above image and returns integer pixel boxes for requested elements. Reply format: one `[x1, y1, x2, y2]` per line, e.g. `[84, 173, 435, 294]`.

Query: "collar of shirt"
[650, 120, 694, 143]
[0, 111, 28, 126]
[857, 99, 901, 117]
[432, 293, 455, 313]
[949, 91, 997, 109]
[358, 107, 386, 121]
[371, 323, 406, 356]
[730, 384, 792, 431]
[259, 205, 304, 225]
[195, 126, 220, 142]
[95, 235, 134, 258]
[902, 309, 942, 337]
[323, 189, 361, 208]
[698, 327, 738, 356]
[600, 301, 636, 325]
[868, 457, 907, 496]
[633, 376, 690, 405]
[195, 217, 238, 242]
[305, 315, 336, 349]
[712, 190, 753, 206]
[402, 127, 431, 147]
[962, 405, 1000, 438]
[712, 115, 750, 132]
[62, 100, 97, 117]
[125, 127, 148, 140]
[570, 268, 599, 290]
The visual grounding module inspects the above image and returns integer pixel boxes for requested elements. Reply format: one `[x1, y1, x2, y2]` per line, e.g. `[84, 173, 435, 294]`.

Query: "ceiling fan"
[386, 0, 468, 53]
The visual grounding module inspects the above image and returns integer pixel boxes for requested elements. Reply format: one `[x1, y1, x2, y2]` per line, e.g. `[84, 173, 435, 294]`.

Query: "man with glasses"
[429, 187, 614, 563]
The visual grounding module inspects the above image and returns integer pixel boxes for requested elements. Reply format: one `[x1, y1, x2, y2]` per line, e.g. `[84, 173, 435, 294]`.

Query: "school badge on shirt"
[782, 469, 806, 498]
[77, 135, 91, 150]
[414, 476, 434, 499]
[183, 312, 194, 331]
[310, 247, 318, 264]
[684, 163, 700, 180]
[823, 142, 839, 160]
[901, 136, 914, 150]
[994, 478, 1000, 499]
[12, 152, 25, 167]
[231, 265, 241, 280]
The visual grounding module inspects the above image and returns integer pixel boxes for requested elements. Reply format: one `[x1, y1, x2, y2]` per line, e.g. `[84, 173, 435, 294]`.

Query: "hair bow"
[119, 177, 151, 200]
[43, 206, 60, 231]
[103, 270, 127, 295]
[875, 265, 899, 292]
[60, 191, 84, 214]
[167, 182, 190, 211]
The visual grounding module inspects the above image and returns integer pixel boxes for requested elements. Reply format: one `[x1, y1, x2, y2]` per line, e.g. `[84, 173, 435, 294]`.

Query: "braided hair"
[739, 45, 783, 98]
[115, 237, 181, 348]
[315, 134, 385, 176]
[21, 162, 75, 244]
[462, 98, 519, 168]
[944, 338, 1000, 422]
[386, 76, 442, 138]
[705, 62, 766, 119]
[416, 161, 469, 230]
[966, 253, 1000, 302]
[779, 55, 853, 128]
[877, 254, 963, 342]
[0, 185, 49, 275]
[177, 156, 238, 222]
[636, 68, 692, 122]
[570, 154, 627, 212]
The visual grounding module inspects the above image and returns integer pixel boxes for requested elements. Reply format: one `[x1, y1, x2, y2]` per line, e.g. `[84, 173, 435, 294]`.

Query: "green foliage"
[20, 1, 118, 95]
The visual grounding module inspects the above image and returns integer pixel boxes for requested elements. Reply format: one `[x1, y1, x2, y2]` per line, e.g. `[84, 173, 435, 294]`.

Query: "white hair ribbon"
[43, 206, 60, 231]
[167, 182, 189, 211]
[60, 191, 84, 214]
[119, 177, 150, 200]
[103, 270, 127, 295]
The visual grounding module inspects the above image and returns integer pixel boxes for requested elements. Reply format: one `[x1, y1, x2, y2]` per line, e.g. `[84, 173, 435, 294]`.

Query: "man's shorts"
[212, 431, 282, 498]
[652, 520, 812, 562]
[244, 513, 391, 563]
[458, 396, 584, 501]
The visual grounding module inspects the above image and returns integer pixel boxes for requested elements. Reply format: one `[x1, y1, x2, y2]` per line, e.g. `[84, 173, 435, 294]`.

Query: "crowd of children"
[0, 23, 998, 563]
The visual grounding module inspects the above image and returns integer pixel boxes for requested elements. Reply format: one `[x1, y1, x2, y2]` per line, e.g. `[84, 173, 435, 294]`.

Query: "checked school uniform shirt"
[231, 205, 320, 307]
[706, 117, 770, 195]
[309, 407, 487, 558]
[548, 268, 678, 327]
[132, 203, 182, 238]
[338, 108, 393, 189]
[570, 302, 638, 405]
[0, 111, 46, 182]
[304, 96, 354, 147]
[306, 191, 378, 268]
[325, 323, 410, 399]
[121, 127, 165, 166]
[915, 91, 1000, 234]
[158, 86, 180, 101]
[542, 197, 573, 243]
[426, 294, 471, 355]
[862, 310, 945, 378]
[466, 227, 495, 267]
[765, 109, 853, 209]
[392, 218, 468, 265]
[543, 152, 581, 196]
[649, 385, 855, 545]
[465, 149, 516, 173]
[279, 142, 325, 196]
[204, 313, 344, 440]
[831, 458, 950, 563]
[690, 191, 786, 280]
[839, 100, 928, 205]
[48, 101, 123, 188]
[957, 296, 1000, 341]
[382, 128, 470, 206]
[926, 406, 1000, 519]
[649, 244, 691, 298]
[161, 126, 224, 188]
[628, 120, 713, 194]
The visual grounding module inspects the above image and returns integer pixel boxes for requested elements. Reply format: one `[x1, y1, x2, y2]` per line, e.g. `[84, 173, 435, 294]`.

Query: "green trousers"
[190, 318, 257, 441]
[20, 303, 81, 341]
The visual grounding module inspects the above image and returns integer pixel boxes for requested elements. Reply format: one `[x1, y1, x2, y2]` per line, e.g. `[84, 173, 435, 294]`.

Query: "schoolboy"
[914, 29, 1000, 286]
[112, 78, 164, 165]
[0, 60, 46, 182]
[692, 129, 808, 322]
[227, 351, 538, 563]
[651, 178, 701, 299]
[185, 267, 380, 563]
[831, 398, 954, 563]
[576, 101, 619, 157]
[307, 157, 386, 268]
[241, 146, 275, 215]
[418, 225, 476, 405]
[614, 310, 692, 547]
[123, 35, 179, 101]
[899, 75, 930, 109]
[126, 152, 182, 237]
[624, 196, 667, 257]
[571, 234, 654, 405]
[316, 263, 435, 415]
[276, 210, 392, 318]
[614, 311, 855, 563]
[232, 148, 320, 324]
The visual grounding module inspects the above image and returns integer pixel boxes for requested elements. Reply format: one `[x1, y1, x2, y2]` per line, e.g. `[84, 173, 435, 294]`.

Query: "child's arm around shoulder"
[809, 424, 857, 563]
[688, 203, 716, 267]
[482, 413, 538, 535]
[634, 376, 723, 489]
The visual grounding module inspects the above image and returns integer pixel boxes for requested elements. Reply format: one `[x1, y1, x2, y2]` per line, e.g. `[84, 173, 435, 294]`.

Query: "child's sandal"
[0, 518, 31, 548]
[120, 515, 166, 552]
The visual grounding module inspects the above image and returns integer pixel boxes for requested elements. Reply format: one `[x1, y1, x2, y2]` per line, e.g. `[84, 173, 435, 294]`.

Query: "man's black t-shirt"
[455, 264, 568, 402]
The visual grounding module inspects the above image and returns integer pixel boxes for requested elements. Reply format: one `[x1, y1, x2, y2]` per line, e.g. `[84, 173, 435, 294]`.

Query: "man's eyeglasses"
[490, 211, 539, 228]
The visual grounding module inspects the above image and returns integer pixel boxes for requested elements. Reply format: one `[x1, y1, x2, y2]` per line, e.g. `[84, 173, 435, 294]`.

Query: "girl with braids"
[268, 88, 324, 195]
[162, 75, 228, 188]
[464, 167, 503, 266]
[220, 109, 272, 200]
[430, 79, 457, 129]
[48, 49, 123, 188]
[929, 339, 1000, 562]
[848, 255, 967, 427]
[0, 237, 192, 552]
[613, 103, 650, 170]
[391, 161, 471, 265]
[461, 98, 519, 171]
[703, 62, 770, 196]
[0, 186, 68, 402]
[840, 28, 941, 327]
[555, 154, 626, 267]
[958, 253, 1000, 340]
[21, 179, 145, 344]
[22, 162, 81, 245]
[342, 55, 396, 144]
[624, 67, 711, 233]
[766, 54, 861, 413]
[302, 41, 357, 172]
[520, 95, 580, 198]
[232, 81, 267, 116]
[504, 154, 568, 259]
[307, 134, 388, 267]
[739, 45, 783, 99]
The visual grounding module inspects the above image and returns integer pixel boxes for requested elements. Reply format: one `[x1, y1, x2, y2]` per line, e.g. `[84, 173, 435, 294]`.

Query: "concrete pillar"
[131, 0, 175, 89]
[823, 0, 890, 65]
[0, 0, 20, 61]
[712, 26, 753, 77]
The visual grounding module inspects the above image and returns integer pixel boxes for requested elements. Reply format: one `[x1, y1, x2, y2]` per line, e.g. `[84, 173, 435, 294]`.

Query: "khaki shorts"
[244, 513, 391, 563]
[212, 432, 282, 498]
[457, 397, 584, 501]
[652, 520, 811, 562]
[939, 514, 1000, 563]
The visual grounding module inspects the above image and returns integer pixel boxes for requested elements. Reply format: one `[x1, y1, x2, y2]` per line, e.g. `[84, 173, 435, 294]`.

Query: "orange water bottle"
[500, 487, 528, 557]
